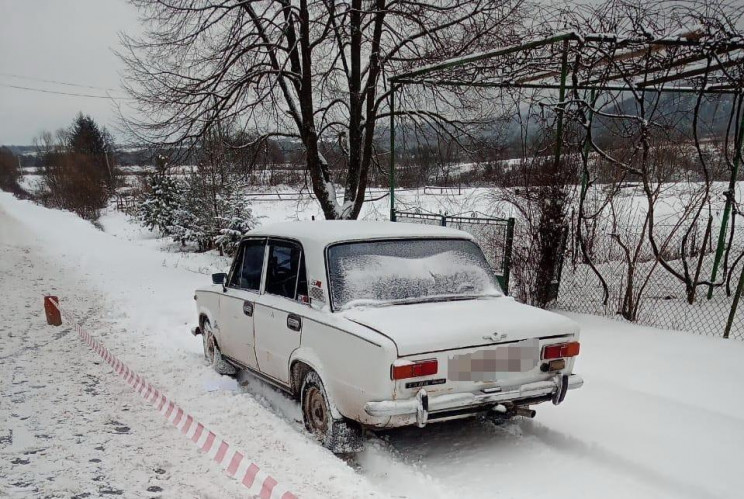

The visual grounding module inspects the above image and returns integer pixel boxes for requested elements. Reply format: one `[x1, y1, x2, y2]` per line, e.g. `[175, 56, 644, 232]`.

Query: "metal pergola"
[387, 30, 744, 314]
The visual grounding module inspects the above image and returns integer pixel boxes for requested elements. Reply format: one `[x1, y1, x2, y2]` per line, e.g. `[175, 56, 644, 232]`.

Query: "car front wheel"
[300, 370, 363, 454]
[202, 321, 237, 376]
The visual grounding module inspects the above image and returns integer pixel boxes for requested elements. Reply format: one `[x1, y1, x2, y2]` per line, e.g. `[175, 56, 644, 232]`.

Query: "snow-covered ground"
[0, 195, 376, 498]
[0, 209, 247, 498]
[2, 191, 744, 498]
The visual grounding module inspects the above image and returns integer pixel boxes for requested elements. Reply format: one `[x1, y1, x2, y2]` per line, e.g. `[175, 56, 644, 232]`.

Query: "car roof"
[244, 220, 474, 247]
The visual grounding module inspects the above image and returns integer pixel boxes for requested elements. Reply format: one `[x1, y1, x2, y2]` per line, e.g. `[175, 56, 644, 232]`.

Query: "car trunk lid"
[342, 296, 578, 356]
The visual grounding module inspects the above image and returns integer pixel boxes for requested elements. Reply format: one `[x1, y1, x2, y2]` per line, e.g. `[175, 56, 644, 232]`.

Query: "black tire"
[301, 371, 363, 454]
[203, 321, 237, 376]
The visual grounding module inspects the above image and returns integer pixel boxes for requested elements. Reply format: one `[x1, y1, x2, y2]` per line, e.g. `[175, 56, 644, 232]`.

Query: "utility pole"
[102, 137, 114, 189]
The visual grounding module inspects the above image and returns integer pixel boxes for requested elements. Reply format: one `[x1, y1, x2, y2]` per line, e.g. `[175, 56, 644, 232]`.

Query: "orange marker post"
[44, 295, 62, 326]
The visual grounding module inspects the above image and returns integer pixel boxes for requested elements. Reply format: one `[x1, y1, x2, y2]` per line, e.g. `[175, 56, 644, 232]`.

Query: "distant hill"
[4, 92, 734, 169]
[592, 91, 736, 143]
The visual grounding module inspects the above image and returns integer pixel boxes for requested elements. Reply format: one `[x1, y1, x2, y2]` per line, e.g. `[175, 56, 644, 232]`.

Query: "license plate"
[448, 338, 540, 381]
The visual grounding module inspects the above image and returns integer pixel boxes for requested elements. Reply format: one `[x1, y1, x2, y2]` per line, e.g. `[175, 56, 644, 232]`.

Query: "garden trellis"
[388, 28, 744, 337]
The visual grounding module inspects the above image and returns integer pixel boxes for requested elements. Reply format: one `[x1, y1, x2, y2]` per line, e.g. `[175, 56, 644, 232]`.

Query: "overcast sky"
[0, 0, 139, 145]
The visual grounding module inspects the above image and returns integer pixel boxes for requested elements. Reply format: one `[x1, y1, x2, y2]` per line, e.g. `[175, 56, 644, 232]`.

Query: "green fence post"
[389, 84, 397, 222]
[503, 218, 515, 295]
[708, 94, 744, 299]
[724, 263, 744, 339]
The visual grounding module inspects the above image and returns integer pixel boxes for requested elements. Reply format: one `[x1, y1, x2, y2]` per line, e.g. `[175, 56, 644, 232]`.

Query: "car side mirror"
[212, 272, 227, 285]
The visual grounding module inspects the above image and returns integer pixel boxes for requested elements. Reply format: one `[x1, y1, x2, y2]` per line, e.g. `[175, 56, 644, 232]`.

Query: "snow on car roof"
[245, 220, 474, 246]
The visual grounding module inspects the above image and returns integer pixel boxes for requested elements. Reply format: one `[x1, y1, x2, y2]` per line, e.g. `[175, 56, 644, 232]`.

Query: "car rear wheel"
[202, 321, 237, 376]
[300, 371, 363, 454]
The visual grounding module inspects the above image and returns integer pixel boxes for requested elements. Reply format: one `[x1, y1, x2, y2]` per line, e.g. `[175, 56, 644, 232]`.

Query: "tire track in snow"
[235, 370, 461, 499]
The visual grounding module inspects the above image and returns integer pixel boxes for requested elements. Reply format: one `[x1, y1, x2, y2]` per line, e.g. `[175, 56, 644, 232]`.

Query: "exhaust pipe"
[513, 406, 536, 418]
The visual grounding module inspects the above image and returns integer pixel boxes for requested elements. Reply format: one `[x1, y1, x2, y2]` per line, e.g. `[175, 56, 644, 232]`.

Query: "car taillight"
[391, 359, 438, 380]
[542, 341, 580, 360]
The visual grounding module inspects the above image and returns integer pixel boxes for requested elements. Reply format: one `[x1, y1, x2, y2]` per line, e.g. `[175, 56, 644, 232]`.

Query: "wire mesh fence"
[555, 220, 744, 341]
[396, 205, 744, 340]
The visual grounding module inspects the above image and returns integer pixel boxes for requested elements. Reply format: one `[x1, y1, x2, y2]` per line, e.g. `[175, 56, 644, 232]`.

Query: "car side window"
[228, 244, 245, 288]
[265, 240, 307, 300]
[229, 239, 266, 291]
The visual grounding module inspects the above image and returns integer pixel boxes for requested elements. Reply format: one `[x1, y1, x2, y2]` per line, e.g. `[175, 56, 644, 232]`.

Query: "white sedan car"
[192, 221, 582, 453]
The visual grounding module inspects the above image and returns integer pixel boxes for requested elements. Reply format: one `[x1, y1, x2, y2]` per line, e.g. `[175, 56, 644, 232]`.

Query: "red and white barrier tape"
[47, 297, 298, 499]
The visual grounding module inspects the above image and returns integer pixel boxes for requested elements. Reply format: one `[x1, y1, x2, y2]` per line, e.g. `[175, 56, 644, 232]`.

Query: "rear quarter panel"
[293, 314, 397, 425]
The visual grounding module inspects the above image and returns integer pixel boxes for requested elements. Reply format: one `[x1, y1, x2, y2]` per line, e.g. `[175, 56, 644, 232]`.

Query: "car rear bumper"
[364, 374, 583, 427]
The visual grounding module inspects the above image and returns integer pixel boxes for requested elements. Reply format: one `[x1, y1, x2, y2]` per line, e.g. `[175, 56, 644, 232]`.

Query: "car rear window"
[327, 238, 502, 311]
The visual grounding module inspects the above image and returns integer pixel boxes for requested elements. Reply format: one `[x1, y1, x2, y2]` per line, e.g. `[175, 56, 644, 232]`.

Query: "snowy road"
[0, 197, 376, 498]
[0, 206, 248, 498]
[2, 191, 744, 498]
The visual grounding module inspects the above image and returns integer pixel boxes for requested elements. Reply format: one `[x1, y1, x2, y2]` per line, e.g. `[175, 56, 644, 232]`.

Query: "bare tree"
[119, 0, 525, 219]
[531, 0, 744, 320]
[34, 115, 117, 221]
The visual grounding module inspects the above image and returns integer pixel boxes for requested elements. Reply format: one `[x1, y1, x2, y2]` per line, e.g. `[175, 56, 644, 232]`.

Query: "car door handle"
[243, 301, 254, 317]
[287, 314, 302, 332]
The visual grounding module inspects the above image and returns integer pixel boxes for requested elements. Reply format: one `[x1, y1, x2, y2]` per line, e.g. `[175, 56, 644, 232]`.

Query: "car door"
[218, 238, 266, 370]
[253, 238, 308, 384]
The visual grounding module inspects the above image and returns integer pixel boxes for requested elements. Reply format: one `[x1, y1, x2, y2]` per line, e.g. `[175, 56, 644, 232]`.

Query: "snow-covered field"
[2, 190, 744, 498]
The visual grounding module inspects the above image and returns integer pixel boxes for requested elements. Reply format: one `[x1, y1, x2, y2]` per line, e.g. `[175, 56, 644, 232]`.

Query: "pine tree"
[67, 113, 117, 190]
[0, 147, 21, 192]
[36, 113, 116, 220]
[168, 203, 209, 250]
[136, 149, 258, 254]
[213, 191, 256, 256]
[137, 156, 184, 235]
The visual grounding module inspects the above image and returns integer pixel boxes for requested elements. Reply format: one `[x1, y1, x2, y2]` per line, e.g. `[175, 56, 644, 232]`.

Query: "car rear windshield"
[327, 238, 502, 311]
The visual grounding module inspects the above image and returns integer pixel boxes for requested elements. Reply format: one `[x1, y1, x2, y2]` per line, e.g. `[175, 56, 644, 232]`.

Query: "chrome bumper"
[365, 374, 583, 427]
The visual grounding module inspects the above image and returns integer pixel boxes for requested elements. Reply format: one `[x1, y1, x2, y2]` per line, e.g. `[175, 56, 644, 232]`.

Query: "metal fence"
[394, 206, 744, 340]
[114, 193, 137, 215]
[555, 221, 744, 341]
[394, 210, 515, 294]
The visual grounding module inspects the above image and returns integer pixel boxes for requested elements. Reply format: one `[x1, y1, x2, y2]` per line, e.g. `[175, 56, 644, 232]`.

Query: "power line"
[0, 71, 122, 93]
[0, 82, 133, 100]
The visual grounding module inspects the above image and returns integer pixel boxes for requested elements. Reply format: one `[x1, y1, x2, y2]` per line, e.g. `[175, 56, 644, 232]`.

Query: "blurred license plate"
[448, 339, 540, 381]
